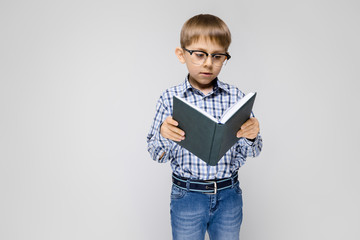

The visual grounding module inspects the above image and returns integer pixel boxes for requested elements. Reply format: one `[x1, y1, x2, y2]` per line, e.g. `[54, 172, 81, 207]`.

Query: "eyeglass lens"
[190, 52, 227, 66]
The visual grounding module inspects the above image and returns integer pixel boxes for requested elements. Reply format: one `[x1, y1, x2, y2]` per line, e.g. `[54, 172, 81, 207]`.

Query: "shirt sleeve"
[146, 94, 174, 163]
[233, 109, 263, 160]
[231, 89, 263, 165]
[235, 132, 263, 158]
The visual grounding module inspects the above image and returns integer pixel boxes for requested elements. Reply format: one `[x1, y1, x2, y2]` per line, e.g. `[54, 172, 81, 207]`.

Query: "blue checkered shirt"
[147, 76, 263, 180]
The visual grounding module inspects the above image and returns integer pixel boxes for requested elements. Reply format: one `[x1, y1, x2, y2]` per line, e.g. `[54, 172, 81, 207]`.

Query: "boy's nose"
[203, 55, 213, 67]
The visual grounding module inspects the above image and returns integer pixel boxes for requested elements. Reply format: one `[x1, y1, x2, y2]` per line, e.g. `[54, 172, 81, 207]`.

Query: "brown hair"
[180, 14, 231, 51]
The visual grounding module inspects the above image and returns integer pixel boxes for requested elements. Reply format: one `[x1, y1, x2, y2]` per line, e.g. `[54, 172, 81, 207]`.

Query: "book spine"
[208, 124, 226, 166]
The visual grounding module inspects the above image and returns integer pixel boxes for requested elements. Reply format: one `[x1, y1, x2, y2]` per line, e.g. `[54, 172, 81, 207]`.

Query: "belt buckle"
[205, 181, 217, 194]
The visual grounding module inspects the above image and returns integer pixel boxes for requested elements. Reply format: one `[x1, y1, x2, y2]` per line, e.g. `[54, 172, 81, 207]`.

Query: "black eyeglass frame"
[182, 48, 231, 62]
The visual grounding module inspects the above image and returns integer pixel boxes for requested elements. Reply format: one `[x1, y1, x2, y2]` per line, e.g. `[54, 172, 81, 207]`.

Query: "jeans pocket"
[171, 184, 187, 200]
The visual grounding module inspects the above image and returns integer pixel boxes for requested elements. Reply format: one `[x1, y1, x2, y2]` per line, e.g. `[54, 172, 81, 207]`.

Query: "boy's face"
[175, 37, 227, 94]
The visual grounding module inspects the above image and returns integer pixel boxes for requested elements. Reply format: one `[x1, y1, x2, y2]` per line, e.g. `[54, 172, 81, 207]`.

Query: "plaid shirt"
[147, 76, 263, 180]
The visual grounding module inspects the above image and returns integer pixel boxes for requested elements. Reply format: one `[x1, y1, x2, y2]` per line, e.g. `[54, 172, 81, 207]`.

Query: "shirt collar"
[215, 79, 230, 93]
[181, 75, 230, 94]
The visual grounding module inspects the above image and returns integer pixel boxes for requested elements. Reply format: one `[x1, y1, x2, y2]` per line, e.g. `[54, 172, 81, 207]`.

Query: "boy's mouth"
[200, 72, 213, 76]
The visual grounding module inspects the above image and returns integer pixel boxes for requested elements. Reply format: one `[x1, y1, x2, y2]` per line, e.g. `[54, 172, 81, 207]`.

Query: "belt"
[172, 173, 238, 194]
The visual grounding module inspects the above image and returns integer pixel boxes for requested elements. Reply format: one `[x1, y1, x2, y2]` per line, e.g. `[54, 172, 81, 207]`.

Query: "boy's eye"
[213, 55, 222, 60]
[195, 53, 205, 58]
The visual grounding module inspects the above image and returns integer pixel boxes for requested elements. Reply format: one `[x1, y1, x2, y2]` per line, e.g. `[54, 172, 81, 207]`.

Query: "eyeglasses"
[183, 48, 231, 67]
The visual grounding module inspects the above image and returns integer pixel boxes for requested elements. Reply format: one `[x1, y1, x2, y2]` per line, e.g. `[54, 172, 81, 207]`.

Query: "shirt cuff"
[155, 130, 174, 161]
[244, 135, 259, 146]
[158, 131, 173, 148]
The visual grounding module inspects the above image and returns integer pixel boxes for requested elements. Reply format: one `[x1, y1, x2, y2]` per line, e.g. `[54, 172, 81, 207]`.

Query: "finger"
[166, 117, 179, 127]
[241, 118, 257, 129]
[241, 122, 254, 131]
[166, 130, 185, 142]
[163, 125, 185, 140]
[161, 128, 182, 141]
[236, 129, 244, 138]
[240, 119, 253, 129]
[237, 125, 259, 138]
[240, 128, 258, 139]
[168, 125, 185, 136]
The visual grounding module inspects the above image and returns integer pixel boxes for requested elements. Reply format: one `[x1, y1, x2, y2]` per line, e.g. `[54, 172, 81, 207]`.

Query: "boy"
[147, 14, 262, 240]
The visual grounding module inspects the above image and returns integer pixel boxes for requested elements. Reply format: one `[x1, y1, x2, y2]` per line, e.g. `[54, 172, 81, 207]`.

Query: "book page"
[220, 92, 255, 124]
[174, 96, 217, 122]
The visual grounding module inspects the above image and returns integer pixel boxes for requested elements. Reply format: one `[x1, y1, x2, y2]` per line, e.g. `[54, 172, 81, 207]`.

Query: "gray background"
[1, 0, 359, 239]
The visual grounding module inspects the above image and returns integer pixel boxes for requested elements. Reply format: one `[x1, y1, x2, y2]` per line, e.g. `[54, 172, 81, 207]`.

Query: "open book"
[172, 92, 256, 166]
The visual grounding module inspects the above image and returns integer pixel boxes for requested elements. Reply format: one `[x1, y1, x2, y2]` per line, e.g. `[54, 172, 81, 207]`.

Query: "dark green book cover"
[172, 92, 256, 166]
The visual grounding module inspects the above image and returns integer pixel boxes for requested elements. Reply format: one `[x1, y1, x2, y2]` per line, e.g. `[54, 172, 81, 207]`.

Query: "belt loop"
[186, 179, 190, 190]
[231, 176, 234, 187]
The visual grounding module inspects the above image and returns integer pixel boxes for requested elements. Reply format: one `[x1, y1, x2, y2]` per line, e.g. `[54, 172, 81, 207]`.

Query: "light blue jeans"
[170, 182, 243, 240]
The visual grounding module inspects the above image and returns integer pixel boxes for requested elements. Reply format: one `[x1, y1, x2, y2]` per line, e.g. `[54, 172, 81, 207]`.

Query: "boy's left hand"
[236, 117, 260, 140]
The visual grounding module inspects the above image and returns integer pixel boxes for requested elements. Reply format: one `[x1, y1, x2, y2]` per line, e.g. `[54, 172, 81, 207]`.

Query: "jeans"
[170, 182, 243, 240]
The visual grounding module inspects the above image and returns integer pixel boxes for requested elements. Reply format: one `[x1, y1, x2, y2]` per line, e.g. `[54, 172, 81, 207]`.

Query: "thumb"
[236, 129, 243, 138]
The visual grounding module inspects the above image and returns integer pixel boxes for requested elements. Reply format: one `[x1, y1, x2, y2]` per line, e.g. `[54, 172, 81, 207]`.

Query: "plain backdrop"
[1, 0, 359, 239]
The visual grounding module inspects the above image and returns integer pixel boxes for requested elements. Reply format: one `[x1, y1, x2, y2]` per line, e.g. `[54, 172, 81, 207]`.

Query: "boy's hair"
[180, 14, 231, 51]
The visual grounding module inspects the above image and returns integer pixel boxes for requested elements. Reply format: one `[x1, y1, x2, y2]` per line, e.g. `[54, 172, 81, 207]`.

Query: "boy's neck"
[188, 76, 215, 95]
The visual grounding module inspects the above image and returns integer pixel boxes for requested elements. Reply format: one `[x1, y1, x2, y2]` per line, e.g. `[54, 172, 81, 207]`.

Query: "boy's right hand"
[160, 116, 185, 142]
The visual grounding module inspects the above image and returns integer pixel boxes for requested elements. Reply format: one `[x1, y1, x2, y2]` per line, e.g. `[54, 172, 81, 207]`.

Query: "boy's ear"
[175, 47, 186, 64]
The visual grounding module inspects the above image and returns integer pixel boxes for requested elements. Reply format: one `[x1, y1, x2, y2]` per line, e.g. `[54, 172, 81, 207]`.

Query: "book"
[172, 92, 256, 166]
